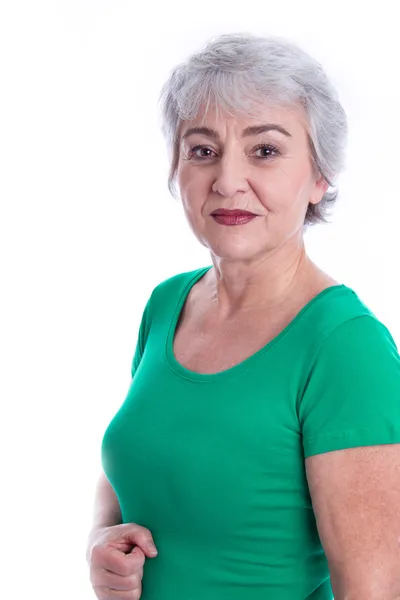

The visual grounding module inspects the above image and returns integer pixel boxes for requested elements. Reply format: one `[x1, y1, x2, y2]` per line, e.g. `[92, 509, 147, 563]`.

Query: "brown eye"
[253, 144, 280, 159]
[188, 145, 217, 159]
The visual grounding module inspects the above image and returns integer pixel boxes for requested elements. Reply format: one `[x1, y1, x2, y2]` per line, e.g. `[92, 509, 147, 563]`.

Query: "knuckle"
[130, 547, 145, 566]
[126, 555, 143, 575]
[127, 572, 142, 588]
[132, 581, 142, 599]
[90, 543, 104, 562]
[89, 566, 99, 586]
[92, 585, 108, 600]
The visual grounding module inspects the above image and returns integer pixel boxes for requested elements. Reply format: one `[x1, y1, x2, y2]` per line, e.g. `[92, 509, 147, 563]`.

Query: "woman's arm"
[305, 444, 400, 598]
[88, 470, 122, 533]
[86, 470, 122, 563]
[89, 378, 134, 534]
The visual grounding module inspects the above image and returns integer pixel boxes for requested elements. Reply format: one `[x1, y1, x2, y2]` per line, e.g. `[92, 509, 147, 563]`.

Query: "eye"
[253, 143, 280, 159]
[187, 145, 217, 160]
[186, 143, 280, 161]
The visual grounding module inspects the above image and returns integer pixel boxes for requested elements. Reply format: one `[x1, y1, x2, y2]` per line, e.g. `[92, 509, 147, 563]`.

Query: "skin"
[305, 445, 400, 598]
[176, 101, 331, 319]
[176, 104, 400, 597]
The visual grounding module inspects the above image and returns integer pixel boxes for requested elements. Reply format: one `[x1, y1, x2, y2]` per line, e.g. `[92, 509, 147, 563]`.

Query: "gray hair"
[158, 32, 348, 227]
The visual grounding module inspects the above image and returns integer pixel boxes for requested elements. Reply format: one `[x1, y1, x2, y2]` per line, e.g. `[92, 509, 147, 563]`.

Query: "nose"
[211, 153, 250, 198]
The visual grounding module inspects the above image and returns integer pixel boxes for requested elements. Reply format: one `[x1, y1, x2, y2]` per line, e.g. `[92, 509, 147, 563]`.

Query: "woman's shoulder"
[152, 265, 211, 294]
[303, 278, 399, 363]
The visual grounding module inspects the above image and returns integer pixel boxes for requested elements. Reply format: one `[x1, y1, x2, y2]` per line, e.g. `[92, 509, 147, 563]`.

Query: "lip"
[210, 209, 257, 216]
[211, 213, 258, 227]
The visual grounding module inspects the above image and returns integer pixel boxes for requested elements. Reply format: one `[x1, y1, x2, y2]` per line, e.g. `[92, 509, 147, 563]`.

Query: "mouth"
[210, 211, 259, 227]
[210, 209, 257, 217]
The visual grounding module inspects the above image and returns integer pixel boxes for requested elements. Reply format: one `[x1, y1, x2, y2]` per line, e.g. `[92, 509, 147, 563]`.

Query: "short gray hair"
[158, 32, 348, 227]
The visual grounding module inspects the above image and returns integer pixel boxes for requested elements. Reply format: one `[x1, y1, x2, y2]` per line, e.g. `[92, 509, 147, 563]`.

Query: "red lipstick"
[210, 208, 258, 226]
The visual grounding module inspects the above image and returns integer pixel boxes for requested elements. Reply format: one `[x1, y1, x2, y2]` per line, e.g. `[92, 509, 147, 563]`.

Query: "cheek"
[252, 171, 290, 210]
[179, 183, 207, 224]
[256, 165, 311, 207]
[178, 164, 201, 193]
[179, 167, 209, 206]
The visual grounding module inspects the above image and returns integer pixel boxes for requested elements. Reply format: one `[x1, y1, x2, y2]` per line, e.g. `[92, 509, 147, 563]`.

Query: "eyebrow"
[181, 123, 292, 141]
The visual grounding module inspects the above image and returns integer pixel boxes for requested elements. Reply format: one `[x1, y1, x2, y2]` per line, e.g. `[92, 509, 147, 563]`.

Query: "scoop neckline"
[165, 265, 348, 383]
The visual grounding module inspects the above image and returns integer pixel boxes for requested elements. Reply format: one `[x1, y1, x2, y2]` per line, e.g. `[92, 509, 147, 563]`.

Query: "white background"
[1, 1, 399, 598]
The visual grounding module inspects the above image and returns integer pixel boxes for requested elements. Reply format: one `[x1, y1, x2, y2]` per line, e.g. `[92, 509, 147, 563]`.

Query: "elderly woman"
[87, 33, 400, 600]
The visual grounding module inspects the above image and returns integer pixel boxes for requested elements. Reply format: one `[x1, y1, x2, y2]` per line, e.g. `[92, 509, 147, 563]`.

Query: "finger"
[92, 583, 142, 600]
[120, 523, 158, 558]
[90, 564, 143, 592]
[92, 544, 145, 577]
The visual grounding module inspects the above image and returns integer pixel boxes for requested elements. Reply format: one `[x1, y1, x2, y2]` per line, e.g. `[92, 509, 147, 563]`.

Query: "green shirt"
[101, 265, 400, 599]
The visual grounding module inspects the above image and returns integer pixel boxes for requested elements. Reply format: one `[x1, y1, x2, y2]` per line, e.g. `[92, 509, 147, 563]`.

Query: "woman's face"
[176, 103, 329, 263]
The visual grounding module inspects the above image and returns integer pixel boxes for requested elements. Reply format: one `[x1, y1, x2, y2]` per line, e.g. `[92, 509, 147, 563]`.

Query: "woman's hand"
[87, 522, 158, 599]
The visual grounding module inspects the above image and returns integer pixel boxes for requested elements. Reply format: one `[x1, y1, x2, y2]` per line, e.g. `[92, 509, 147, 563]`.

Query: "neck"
[207, 242, 316, 318]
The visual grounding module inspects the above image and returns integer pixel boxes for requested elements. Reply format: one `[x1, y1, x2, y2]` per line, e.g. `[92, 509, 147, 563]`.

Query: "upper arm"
[306, 444, 400, 598]
[299, 315, 400, 457]
[299, 315, 400, 595]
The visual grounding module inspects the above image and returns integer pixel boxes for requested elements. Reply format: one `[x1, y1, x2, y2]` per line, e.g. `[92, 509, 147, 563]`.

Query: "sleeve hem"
[303, 425, 400, 458]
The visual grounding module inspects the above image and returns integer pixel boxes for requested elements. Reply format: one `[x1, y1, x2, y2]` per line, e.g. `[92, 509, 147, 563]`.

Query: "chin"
[206, 240, 264, 262]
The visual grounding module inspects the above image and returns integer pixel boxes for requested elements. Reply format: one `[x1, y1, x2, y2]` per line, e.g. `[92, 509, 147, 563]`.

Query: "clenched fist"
[87, 522, 158, 599]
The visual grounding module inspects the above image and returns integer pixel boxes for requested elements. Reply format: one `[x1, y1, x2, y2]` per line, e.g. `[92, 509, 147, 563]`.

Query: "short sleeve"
[131, 292, 153, 378]
[299, 315, 400, 458]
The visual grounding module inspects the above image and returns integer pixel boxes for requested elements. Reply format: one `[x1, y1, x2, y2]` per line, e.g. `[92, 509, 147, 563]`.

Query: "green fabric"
[101, 265, 400, 599]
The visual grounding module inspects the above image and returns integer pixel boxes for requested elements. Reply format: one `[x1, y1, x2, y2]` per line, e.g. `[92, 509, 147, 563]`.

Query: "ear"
[310, 175, 330, 205]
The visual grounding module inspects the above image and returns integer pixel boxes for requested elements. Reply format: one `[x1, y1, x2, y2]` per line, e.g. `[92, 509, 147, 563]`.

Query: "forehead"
[179, 101, 308, 138]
